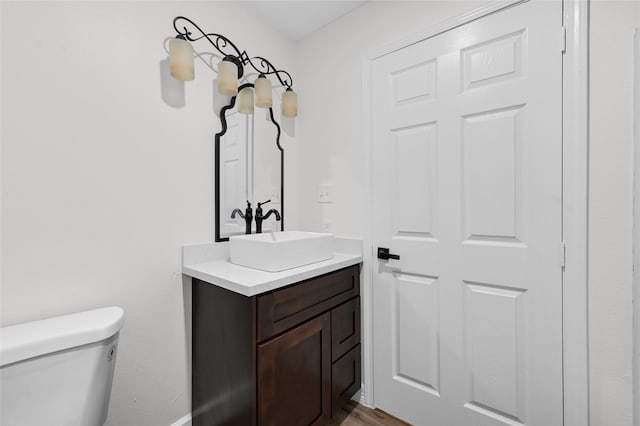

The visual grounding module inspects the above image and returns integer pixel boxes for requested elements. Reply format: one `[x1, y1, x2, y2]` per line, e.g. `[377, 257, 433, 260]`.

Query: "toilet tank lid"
[0, 306, 124, 367]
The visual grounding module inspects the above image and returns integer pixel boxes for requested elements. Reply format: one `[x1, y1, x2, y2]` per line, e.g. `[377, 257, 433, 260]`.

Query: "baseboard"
[169, 414, 191, 426]
[172, 384, 367, 425]
[352, 383, 372, 408]
[358, 391, 370, 407]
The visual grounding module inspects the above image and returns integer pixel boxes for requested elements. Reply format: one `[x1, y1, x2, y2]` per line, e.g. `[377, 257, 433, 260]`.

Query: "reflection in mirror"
[218, 104, 252, 238]
[215, 84, 284, 242]
[253, 108, 282, 233]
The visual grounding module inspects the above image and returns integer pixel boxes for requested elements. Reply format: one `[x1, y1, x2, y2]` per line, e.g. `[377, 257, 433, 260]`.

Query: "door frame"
[360, 1, 590, 425]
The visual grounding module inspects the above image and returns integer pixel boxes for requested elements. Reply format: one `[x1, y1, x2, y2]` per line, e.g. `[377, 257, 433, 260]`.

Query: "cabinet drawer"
[331, 344, 361, 417]
[331, 297, 361, 362]
[257, 265, 360, 342]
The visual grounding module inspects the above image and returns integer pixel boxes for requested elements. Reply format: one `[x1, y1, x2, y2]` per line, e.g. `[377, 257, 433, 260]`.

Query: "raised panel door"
[371, 1, 563, 425]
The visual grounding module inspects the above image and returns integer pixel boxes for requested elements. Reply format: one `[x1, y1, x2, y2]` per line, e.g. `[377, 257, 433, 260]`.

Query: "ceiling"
[246, 1, 368, 41]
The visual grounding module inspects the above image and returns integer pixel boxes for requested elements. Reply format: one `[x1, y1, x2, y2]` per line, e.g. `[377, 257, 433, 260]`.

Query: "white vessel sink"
[230, 231, 334, 272]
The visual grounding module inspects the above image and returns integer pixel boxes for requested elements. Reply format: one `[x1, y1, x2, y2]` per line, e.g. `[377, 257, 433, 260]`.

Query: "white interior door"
[371, 2, 563, 425]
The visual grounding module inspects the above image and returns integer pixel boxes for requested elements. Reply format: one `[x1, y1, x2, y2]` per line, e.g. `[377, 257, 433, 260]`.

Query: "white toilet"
[0, 306, 124, 426]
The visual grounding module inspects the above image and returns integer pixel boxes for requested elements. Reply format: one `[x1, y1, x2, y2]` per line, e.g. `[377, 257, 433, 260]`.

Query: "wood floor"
[328, 401, 411, 426]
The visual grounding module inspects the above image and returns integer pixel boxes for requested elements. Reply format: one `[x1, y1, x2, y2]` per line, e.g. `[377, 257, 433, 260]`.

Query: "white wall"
[295, 1, 639, 425]
[0, 2, 296, 425]
[294, 1, 480, 237]
[634, 26, 640, 426]
[589, 2, 640, 425]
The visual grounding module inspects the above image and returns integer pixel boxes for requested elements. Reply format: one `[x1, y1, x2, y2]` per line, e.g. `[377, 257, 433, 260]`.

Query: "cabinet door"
[332, 344, 361, 417]
[331, 297, 361, 362]
[258, 313, 331, 426]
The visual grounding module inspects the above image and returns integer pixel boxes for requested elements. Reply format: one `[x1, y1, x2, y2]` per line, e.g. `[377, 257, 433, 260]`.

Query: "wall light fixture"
[169, 16, 298, 118]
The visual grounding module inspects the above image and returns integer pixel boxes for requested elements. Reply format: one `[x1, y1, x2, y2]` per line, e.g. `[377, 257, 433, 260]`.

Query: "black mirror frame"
[215, 82, 284, 242]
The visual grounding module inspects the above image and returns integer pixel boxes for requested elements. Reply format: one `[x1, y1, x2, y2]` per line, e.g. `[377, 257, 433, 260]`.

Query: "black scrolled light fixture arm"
[173, 16, 294, 89]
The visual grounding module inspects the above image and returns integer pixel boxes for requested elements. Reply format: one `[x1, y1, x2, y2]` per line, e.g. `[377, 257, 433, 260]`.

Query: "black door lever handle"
[377, 247, 400, 261]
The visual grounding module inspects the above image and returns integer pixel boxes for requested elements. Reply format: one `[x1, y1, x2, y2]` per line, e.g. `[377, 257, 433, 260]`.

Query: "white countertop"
[182, 238, 363, 297]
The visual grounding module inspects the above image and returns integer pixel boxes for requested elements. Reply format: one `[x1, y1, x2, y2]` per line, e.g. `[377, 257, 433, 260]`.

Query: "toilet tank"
[0, 307, 124, 426]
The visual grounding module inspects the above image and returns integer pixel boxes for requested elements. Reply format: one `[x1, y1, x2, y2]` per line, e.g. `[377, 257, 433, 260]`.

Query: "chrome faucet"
[255, 200, 281, 233]
[231, 201, 253, 234]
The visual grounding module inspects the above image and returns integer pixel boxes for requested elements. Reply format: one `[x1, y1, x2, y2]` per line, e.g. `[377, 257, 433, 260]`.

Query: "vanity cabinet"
[192, 264, 361, 426]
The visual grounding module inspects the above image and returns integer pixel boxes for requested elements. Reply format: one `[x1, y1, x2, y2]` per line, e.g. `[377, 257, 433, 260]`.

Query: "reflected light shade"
[169, 37, 194, 81]
[282, 88, 298, 117]
[255, 74, 272, 108]
[218, 59, 239, 96]
[238, 87, 254, 114]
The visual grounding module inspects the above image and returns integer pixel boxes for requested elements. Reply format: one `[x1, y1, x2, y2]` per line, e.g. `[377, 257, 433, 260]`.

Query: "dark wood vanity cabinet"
[192, 264, 361, 426]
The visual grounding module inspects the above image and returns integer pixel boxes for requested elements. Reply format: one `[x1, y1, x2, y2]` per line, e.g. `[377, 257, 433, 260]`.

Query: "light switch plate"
[318, 183, 333, 203]
[270, 185, 281, 203]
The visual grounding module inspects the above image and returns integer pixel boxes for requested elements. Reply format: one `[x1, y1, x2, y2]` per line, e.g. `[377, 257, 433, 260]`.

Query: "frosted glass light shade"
[169, 38, 194, 81]
[255, 75, 272, 108]
[218, 60, 239, 96]
[282, 89, 298, 117]
[238, 87, 254, 114]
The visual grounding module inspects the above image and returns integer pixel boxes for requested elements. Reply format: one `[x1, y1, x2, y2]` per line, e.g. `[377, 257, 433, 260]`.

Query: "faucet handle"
[257, 199, 271, 208]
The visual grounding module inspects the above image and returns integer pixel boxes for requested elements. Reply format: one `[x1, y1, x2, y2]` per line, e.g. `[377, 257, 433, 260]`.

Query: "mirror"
[215, 83, 284, 242]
